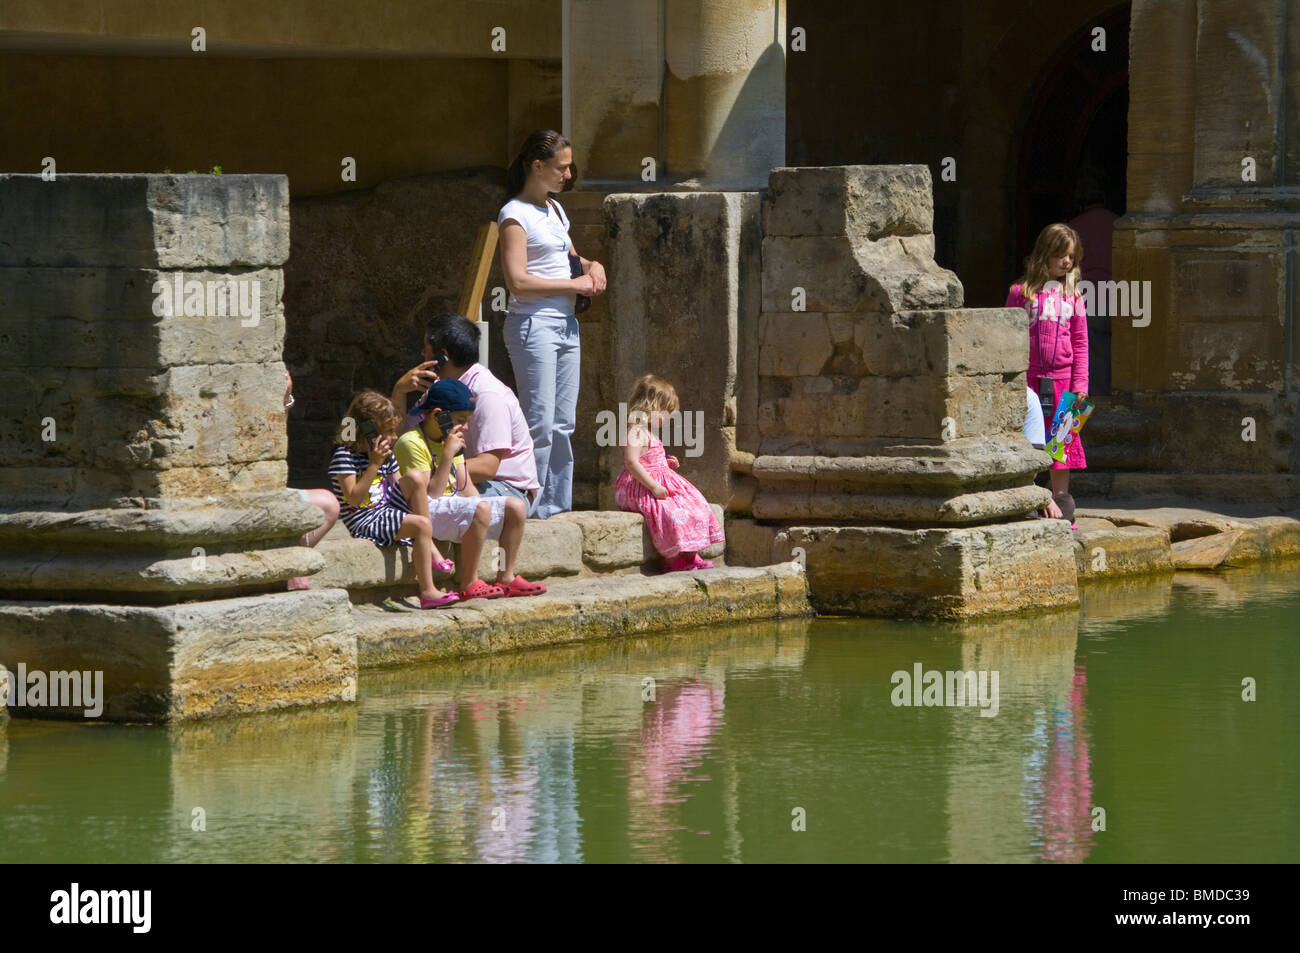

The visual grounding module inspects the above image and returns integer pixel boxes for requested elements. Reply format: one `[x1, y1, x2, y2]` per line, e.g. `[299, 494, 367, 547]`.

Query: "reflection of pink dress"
[615, 435, 723, 559]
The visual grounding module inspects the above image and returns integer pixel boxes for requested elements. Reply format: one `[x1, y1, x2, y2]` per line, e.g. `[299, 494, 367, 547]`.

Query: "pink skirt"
[1031, 373, 1087, 470]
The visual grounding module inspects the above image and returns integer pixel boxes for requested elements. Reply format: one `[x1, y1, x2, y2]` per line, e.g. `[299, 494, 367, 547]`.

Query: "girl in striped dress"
[328, 390, 458, 609]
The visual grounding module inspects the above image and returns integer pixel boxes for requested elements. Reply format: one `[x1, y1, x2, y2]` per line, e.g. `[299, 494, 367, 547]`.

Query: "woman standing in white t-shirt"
[497, 129, 606, 518]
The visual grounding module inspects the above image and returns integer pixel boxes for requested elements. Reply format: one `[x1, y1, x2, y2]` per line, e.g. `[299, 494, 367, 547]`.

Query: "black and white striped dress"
[328, 445, 412, 547]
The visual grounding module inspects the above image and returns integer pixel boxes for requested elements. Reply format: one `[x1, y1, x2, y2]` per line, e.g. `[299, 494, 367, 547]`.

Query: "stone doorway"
[1013, 2, 1131, 394]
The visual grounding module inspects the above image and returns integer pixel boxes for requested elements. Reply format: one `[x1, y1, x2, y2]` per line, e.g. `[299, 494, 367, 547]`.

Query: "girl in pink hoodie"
[1006, 223, 1090, 499]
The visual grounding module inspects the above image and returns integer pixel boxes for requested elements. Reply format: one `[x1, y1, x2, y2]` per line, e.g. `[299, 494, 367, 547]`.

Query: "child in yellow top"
[394, 379, 545, 602]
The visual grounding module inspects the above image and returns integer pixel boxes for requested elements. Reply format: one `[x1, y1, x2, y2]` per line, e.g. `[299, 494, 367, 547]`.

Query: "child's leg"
[300, 489, 340, 548]
[395, 514, 443, 598]
[289, 489, 341, 589]
[457, 502, 492, 590]
[400, 471, 447, 563]
[1050, 468, 1069, 496]
[494, 497, 527, 583]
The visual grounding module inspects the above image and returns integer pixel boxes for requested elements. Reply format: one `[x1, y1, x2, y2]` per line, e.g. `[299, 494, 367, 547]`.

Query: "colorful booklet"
[1045, 391, 1096, 462]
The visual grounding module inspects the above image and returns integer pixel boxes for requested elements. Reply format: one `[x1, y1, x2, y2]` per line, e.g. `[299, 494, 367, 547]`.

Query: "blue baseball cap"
[411, 379, 475, 417]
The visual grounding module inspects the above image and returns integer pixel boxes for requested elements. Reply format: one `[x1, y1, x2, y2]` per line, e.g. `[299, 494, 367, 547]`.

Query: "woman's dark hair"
[506, 129, 572, 199]
[426, 313, 481, 367]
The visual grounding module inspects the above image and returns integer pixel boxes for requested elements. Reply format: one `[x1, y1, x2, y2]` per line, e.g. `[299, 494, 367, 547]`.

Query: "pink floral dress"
[615, 434, 724, 559]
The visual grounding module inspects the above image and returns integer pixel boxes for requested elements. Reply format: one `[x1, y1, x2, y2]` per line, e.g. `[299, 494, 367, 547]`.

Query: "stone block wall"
[0, 174, 353, 720]
[749, 165, 1047, 527]
[602, 190, 762, 509]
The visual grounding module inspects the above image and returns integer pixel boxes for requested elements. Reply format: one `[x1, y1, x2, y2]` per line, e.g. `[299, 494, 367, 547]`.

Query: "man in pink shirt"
[392, 314, 542, 514]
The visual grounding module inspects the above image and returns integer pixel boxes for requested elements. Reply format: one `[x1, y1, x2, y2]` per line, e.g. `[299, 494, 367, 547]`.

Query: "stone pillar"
[602, 191, 762, 510]
[663, 0, 786, 188]
[566, 0, 784, 188]
[735, 165, 1078, 618]
[1098, 0, 1300, 504]
[0, 174, 355, 722]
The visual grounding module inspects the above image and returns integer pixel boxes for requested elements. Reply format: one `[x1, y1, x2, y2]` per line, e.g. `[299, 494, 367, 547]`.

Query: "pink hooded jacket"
[1006, 282, 1090, 394]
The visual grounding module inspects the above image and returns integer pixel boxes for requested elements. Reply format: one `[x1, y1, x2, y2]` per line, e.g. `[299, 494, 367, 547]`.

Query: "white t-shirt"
[1022, 386, 1046, 447]
[497, 196, 574, 320]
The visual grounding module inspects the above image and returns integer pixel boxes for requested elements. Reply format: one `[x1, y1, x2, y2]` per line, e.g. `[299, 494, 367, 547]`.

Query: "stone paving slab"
[1076, 502, 1300, 570]
[351, 562, 810, 668]
[1073, 525, 1173, 580]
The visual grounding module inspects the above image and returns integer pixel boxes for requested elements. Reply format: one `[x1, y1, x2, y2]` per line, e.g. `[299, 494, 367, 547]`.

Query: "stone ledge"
[0, 589, 355, 722]
[726, 517, 1078, 619]
[311, 506, 729, 594]
[1073, 525, 1174, 580]
[0, 547, 323, 600]
[352, 562, 810, 668]
[1076, 503, 1300, 569]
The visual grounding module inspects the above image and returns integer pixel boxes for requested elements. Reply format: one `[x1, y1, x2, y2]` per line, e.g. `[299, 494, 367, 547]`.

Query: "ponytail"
[506, 129, 572, 201]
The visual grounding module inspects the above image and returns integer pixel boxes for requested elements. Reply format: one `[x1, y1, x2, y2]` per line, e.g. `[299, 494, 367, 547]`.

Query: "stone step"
[1072, 524, 1173, 580]
[311, 505, 726, 595]
[352, 562, 810, 668]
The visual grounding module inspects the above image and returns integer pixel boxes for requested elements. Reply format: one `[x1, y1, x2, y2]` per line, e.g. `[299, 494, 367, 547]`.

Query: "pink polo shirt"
[459, 363, 541, 496]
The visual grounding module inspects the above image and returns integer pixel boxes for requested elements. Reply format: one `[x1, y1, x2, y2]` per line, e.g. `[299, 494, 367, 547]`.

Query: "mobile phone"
[1037, 376, 1056, 417]
[434, 410, 455, 436]
[360, 418, 381, 444]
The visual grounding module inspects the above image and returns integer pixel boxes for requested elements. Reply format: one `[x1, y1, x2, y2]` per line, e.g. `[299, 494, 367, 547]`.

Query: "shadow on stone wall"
[283, 167, 516, 487]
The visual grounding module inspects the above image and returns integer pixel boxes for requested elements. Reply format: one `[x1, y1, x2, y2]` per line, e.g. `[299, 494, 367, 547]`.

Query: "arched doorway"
[1013, 3, 1130, 395]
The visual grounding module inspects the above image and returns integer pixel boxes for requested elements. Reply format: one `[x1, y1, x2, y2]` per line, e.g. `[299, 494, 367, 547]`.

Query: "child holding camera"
[329, 390, 458, 609]
[394, 379, 546, 602]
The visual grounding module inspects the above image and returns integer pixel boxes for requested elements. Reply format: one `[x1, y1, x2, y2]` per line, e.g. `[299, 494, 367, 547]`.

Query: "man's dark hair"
[425, 313, 480, 367]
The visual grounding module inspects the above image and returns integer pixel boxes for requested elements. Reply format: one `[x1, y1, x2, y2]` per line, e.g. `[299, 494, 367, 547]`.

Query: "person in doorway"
[1067, 176, 1117, 396]
[497, 129, 606, 518]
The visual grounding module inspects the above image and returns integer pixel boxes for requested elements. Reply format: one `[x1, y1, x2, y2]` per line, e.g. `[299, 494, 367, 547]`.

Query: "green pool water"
[2, 568, 1297, 863]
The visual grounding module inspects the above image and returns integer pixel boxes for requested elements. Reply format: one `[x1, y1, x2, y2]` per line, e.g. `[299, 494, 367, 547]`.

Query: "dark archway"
[1012, 4, 1130, 395]
[1014, 5, 1130, 251]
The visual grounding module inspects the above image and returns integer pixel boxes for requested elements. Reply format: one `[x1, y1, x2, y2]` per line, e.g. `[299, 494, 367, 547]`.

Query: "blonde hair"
[1017, 223, 1083, 299]
[626, 374, 679, 430]
[334, 389, 402, 454]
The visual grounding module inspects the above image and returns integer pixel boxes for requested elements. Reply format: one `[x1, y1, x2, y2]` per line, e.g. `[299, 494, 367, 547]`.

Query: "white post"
[478, 301, 490, 367]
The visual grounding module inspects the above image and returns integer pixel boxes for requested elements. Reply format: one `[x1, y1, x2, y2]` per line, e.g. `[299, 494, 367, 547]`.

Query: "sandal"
[419, 592, 460, 609]
[498, 575, 547, 598]
[690, 553, 714, 569]
[432, 558, 456, 574]
[662, 554, 695, 573]
[457, 579, 507, 602]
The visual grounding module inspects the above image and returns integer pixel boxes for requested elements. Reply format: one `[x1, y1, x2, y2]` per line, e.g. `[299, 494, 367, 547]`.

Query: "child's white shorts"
[427, 495, 508, 543]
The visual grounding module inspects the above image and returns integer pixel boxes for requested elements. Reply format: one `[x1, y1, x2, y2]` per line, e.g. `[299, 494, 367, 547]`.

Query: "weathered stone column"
[0, 174, 354, 722]
[1097, 0, 1300, 504]
[733, 165, 1077, 618]
[602, 191, 762, 510]
[566, 0, 784, 188]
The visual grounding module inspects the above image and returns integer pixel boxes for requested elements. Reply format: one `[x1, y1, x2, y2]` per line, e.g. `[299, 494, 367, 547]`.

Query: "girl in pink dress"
[615, 374, 724, 572]
[1006, 223, 1090, 501]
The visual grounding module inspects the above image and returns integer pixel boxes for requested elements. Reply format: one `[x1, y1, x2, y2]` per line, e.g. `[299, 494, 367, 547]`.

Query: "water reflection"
[0, 569, 1294, 863]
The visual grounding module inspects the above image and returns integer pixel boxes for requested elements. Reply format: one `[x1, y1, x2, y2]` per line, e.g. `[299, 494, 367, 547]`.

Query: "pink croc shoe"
[457, 579, 507, 602]
[419, 592, 460, 609]
[690, 553, 715, 569]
